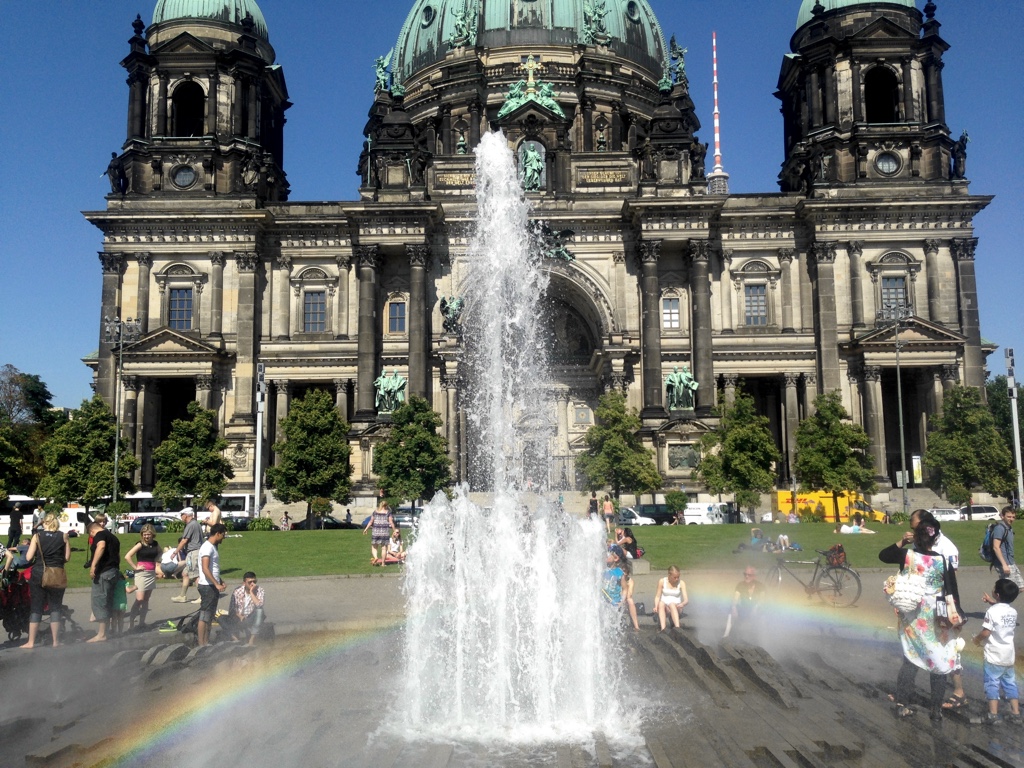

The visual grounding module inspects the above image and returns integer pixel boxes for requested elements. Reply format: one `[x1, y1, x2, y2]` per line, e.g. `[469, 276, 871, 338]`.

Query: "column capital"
[273, 253, 292, 271]
[803, 371, 817, 387]
[195, 374, 214, 391]
[135, 251, 153, 268]
[333, 377, 349, 390]
[122, 375, 139, 392]
[406, 244, 431, 268]
[951, 238, 978, 262]
[99, 252, 125, 274]
[270, 379, 289, 394]
[603, 372, 628, 394]
[941, 363, 960, 382]
[923, 239, 941, 256]
[777, 248, 794, 264]
[722, 373, 738, 387]
[356, 244, 382, 270]
[209, 250, 226, 267]
[688, 239, 711, 262]
[638, 240, 662, 264]
[335, 254, 351, 270]
[847, 240, 863, 258]
[810, 241, 837, 264]
[784, 373, 800, 387]
[236, 251, 259, 272]
[862, 365, 882, 382]
[554, 388, 571, 404]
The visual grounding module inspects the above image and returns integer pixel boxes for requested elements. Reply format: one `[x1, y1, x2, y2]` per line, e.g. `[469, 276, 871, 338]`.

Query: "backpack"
[824, 543, 846, 567]
[980, 522, 1000, 563]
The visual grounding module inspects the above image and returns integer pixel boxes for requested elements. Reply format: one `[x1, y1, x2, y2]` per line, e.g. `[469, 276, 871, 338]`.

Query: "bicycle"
[764, 549, 862, 607]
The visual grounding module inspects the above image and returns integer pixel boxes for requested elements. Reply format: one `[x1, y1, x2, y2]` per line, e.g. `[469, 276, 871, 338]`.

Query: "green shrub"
[665, 490, 688, 513]
[311, 497, 333, 517]
[247, 516, 276, 531]
[890, 510, 909, 525]
[165, 519, 185, 533]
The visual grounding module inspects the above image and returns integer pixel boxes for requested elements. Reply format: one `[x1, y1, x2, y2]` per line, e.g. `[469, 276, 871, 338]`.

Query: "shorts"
[184, 550, 200, 580]
[134, 568, 156, 593]
[661, 595, 682, 606]
[197, 584, 220, 622]
[1006, 565, 1024, 591]
[984, 661, 1019, 701]
[372, 536, 389, 547]
[91, 568, 118, 621]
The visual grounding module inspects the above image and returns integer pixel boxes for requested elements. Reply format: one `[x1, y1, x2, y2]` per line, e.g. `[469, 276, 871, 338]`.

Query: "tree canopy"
[925, 385, 1016, 506]
[697, 389, 781, 511]
[265, 389, 352, 523]
[794, 391, 875, 521]
[152, 401, 234, 506]
[372, 395, 451, 504]
[35, 395, 137, 508]
[576, 391, 662, 498]
[0, 364, 66, 494]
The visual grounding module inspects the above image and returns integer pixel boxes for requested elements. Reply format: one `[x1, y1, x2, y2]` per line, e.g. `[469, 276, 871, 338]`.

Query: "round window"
[875, 151, 900, 176]
[626, 1, 641, 22]
[171, 165, 197, 189]
[421, 5, 435, 26]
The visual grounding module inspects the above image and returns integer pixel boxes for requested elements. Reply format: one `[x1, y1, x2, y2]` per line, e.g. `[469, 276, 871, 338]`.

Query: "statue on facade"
[951, 130, 969, 179]
[497, 80, 527, 119]
[639, 137, 656, 181]
[670, 35, 688, 85]
[521, 143, 544, 191]
[581, 0, 609, 44]
[374, 49, 393, 94]
[440, 295, 464, 335]
[666, 365, 698, 410]
[104, 152, 128, 195]
[240, 151, 260, 190]
[690, 141, 708, 179]
[537, 223, 576, 262]
[456, 130, 468, 155]
[374, 369, 407, 413]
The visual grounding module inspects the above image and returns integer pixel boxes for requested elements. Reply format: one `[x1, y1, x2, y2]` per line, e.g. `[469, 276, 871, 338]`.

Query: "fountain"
[400, 132, 631, 745]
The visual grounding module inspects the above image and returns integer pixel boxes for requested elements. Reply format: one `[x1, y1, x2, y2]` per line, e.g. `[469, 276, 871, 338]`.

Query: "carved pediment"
[851, 317, 967, 348]
[850, 17, 916, 42]
[122, 328, 228, 359]
[498, 102, 569, 130]
[150, 32, 217, 57]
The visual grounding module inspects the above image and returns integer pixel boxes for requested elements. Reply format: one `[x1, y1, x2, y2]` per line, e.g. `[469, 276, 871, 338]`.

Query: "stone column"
[656, 433, 668, 475]
[808, 68, 823, 128]
[247, 80, 258, 139]
[784, 373, 800, 482]
[847, 241, 865, 329]
[355, 245, 381, 420]
[951, 238, 984, 389]
[156, 73, 169, 136]
[638, 240, 667, 421]
[852, 60, 864, 123]
[196, 374, 214, 410]
[273, 254, 291, 340]
[127, 72, 145, 141]
[209, 251, 224, 338]
[440, 105, 452, 155]
[722, 374, 737, 407]
[97, 252, 124, 402]
[846, 368, 860, 424]
[407, 245, 431, 399]
[690, 240, 715, 415]
[469, 100, 481, 147]
[133, 378, 148, 486]
[443, 373, 459, 476]
[797, 250, 813, 332]
[135, 252, 152, 335]
[334, 378, 349, 423]
[862, 366, 887, 481]
[720, 249, 734, 334]
[803, 372, 818, 417]
[556, 391, 571, 456]
[811, 242, 841, 393]
[925, 59, 946, 125]
[901, 57, 915, 122]
[122, 376, 139, 459]
[824, 59, 837, 125]
[923, 239, 942, 323]
[138, 379, 156, 488]
[335, 255, 351, 339]
[778, 248, 795, 333]
[931, 368, 945, 416]
[232, 252, 259, 422]
[273, 380, 290, 464]
[941, 363, 959, 393]
[207, 71, 219, 137]
[232, 75, 245, 136]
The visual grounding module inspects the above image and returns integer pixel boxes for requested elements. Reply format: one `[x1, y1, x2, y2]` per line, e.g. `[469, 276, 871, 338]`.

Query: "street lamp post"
[104, 313, 142, 503]
[1007, 349, 1023, 508]
[877, 303, 913, 518]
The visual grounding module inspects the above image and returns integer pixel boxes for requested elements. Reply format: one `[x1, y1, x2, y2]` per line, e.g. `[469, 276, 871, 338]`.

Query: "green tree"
[0, 421, 23, 503]
[925, 385, 1015, 507]
[0, 364, 65, 492]
[697, 390, 781, 514]
[265, 389, 352, 527]
[35, 395, 137, 509]
[794, 391, 876, 523]
[987, 376, 1023, 467]
[576, 391, 661, 498]
[373, 395, 451, 505]
[152, 401, 234, 507]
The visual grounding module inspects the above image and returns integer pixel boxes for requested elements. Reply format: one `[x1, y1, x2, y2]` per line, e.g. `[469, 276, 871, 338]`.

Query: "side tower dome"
[795, 0, 917, 31]
[151, 0, 272, 57]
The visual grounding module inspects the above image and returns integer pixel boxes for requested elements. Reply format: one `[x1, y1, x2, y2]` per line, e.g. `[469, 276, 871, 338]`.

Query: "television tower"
[707, 31, 730, 195]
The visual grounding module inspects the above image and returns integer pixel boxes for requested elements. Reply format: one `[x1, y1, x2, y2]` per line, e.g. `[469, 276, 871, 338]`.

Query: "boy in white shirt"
[975, 578, 1021, 724]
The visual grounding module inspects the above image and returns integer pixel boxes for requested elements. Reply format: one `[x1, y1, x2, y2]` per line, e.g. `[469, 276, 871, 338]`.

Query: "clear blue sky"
[1, 1, 1020, 408]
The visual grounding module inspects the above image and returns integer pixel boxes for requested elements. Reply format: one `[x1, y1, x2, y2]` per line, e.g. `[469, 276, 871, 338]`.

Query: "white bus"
[1, 496, 94, 537]
[114, 492, 254, 532]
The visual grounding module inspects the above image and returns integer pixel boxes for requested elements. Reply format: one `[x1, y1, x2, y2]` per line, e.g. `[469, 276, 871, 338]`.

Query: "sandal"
[942, 694, 967, 711]
[893, 704, 915, 719]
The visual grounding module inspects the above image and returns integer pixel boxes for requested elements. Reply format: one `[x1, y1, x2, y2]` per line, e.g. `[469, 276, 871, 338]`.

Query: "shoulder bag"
[39, 534, 68, 589]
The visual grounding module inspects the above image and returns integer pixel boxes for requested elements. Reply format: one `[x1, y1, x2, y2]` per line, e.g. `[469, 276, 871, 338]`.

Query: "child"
[974, 578, 1021, 724]
[602, 545, 627, 607]
[384, 528, 406, 564]
[113, 569, 130, 636]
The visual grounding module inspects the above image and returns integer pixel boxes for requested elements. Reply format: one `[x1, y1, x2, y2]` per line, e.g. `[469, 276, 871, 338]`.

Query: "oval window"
[422, 5, 435, 26]
[626, 1, 642, 22]
[171, 165, 198, 189]
[875, 151, 900, 176]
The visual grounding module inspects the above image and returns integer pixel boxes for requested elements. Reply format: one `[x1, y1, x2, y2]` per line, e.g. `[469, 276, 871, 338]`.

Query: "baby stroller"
[0, 567, 31, 641]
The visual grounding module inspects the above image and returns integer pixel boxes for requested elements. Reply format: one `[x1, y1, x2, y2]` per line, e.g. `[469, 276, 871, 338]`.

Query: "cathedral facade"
[86, 0, 990, 501]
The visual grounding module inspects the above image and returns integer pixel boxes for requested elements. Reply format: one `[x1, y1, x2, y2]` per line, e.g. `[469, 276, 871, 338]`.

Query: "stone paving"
[2, 565, 1023, 766]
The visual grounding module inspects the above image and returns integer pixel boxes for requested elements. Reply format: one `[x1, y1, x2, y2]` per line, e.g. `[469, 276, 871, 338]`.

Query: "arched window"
[864, 67, 899, 123]
[171, 81, 206, 137]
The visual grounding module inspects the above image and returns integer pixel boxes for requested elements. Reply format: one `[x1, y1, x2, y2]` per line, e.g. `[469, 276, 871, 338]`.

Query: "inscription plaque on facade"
[577, 169, 631, 187]
[435, 172, 476, 188]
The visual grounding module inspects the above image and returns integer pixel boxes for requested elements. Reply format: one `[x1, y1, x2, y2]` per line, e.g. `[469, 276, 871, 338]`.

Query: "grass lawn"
[56, 519, 993, 588]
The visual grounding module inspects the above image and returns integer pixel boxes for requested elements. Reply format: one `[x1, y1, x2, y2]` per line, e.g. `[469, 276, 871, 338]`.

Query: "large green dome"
[152, 0, 270, 41]
[796, 0, 918, 30]
[394, 0, 668, 81]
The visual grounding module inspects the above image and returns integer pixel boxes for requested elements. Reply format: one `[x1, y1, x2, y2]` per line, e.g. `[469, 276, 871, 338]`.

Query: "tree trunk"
[832, 491, 840, 524]
[305, 501, 313, 530]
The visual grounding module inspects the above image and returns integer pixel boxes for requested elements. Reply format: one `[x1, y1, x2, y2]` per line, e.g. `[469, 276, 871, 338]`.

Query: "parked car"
[636, 503, 676, 525]
[290, 515, 352, 530]
[392, 507, 420, 529]
[928, 508, 962, 522]
[960, 505, 1001, 521]
[126, 515, 179, 534]
[616, 507, 656, 526]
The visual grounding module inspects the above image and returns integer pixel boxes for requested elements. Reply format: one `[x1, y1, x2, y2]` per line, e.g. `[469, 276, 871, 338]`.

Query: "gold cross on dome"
[521, 55, 544, 94]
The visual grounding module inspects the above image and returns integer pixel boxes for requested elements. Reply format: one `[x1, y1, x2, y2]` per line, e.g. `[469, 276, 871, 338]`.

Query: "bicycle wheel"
[815, 565, 861, 608]
[764, 565, 784, 596]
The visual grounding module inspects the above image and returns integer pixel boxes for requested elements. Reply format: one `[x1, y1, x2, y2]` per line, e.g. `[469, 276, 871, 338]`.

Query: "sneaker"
[985, 713, 1002, 726]
[1007, 714, 1022, 725]
[158, 621, 178, 633]
[170, 595, 188, 603]
[190, 597, 202, 604]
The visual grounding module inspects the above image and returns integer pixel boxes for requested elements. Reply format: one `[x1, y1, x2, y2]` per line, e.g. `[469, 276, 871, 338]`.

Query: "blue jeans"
[984, 661, 1019, 701]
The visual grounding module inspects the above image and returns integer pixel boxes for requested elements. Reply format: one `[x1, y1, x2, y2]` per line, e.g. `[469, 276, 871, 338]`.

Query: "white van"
[682, 502, 727, 525]
[0, 498, 93, 538]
